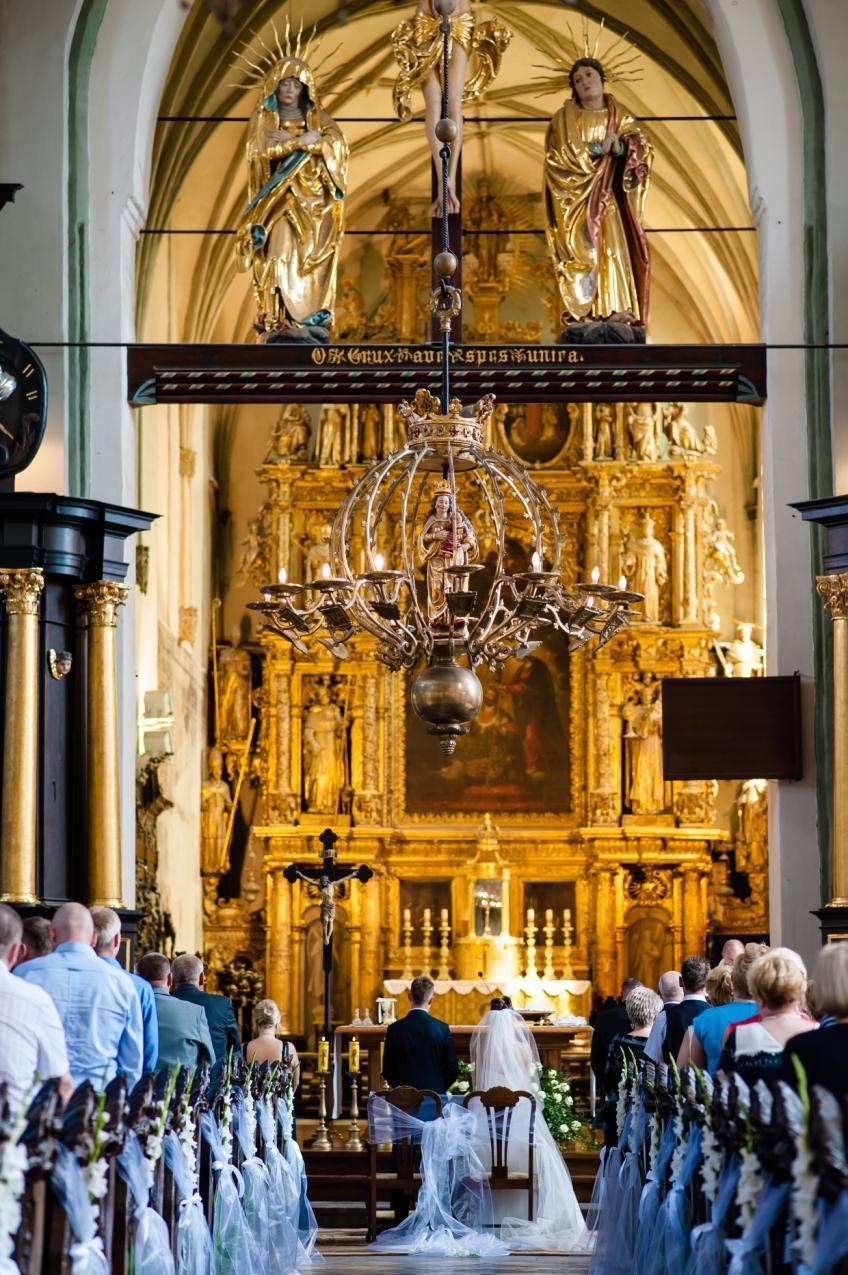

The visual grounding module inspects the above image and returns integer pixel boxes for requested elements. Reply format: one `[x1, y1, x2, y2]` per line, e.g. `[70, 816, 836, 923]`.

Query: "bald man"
[16, 903, 143, 1090]
[721, 939, 745, 967]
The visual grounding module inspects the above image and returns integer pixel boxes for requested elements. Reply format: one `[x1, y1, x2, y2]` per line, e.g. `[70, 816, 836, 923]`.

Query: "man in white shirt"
[0, 904, 73, 1109]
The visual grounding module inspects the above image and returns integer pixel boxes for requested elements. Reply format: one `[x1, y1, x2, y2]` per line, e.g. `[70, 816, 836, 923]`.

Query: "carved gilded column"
[589, 671, 618, 825]
[817, 573, 848, 904]
[592, 866, 618, 998]
[0, 569, 44, 903]
[680, 866, 705, 957]
[75, 580, 130, 907]
[266, 865, 292, 1032]
[681, 472, 699, 625]
[359, 868, 383, 1017]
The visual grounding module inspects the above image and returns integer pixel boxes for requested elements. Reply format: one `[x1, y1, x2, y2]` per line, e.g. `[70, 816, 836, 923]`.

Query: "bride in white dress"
[469, 1001, 589, 1252]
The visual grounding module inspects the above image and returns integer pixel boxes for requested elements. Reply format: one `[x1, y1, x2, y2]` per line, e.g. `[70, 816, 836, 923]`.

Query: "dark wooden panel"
[661, 675, 802, 781]
[125, 342, 767, 406]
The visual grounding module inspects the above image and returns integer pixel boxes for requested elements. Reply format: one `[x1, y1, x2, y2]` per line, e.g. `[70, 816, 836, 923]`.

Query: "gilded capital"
[817, 573, 848, 620]
[0, 568, 44, 616]
[75, 580, 131, 627]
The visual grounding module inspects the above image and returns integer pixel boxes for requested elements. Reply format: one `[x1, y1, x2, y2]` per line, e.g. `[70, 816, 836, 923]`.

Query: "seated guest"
[679, 943, 765, 1073]
[602, 986, 663, 1146]
[645, 956, 709, 1065]
[0, 904, 73, 1108]
[719, 948, 816, 1084]
[721, 938, 745, 968]
[705, 964, 734, 1008]
[92, 907, 159, 1074]
[781, 942, 848, 1098]
[14, 916, 52, 966]
[171, 953, 241, 1061]
[381, 974, 459, 1099]
[590, 977, 643, 1088]
[137, 952, 214, 1071]
[15, 902, 142, 1090]
[658, 969, 684, 1007]
[246, 999, 300, 1090]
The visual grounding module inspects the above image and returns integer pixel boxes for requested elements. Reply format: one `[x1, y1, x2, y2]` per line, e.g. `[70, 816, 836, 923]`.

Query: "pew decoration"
[3, 1052, 316, 1275]
[590, 1058, 848, 1275]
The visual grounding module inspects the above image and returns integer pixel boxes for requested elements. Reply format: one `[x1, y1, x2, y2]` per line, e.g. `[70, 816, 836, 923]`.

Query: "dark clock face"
[0, 328, 47, 479]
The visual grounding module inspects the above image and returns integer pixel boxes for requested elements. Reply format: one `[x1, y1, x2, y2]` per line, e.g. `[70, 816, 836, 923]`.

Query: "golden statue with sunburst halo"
[233, 17, 349, 337]
[537, 20, 652, 334]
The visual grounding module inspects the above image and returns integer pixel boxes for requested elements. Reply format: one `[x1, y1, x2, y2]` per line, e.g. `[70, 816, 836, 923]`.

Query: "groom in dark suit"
[381, 975, 459, 1096]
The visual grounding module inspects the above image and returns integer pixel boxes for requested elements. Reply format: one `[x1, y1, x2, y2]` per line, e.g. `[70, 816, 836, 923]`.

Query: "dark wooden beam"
[126, 342, 767, 407]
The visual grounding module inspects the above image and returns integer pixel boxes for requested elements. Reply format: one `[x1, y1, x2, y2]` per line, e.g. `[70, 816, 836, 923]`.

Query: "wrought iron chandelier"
[251, 0, 642, 754]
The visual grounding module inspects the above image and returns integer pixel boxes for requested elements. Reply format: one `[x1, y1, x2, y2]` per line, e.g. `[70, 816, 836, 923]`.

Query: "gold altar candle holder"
[421, 907, 433, 977]
[818, 573, 848, 905]
[562, 908, 575, 979]
[0, 570, 44, 904]
[437, 908, 451, 980]
[345, 1043, 364, 1152]
[524, 907, 538, 978]
[401, 905, 414, 979]
[309, 1040, 334, 1151]
[542, 908, 556, 980]
[75, 580, 130, 907]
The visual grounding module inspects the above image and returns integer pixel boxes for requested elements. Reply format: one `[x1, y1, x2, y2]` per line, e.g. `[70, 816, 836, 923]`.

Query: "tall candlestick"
[349, 1036, 360, 1074]
[437, 910, 451, 980]
[524, 907, 538, 979]
[562, 909, 574, 979]
[542, 907, 556, 980]
[318, 1036, 330, 1073]
[421, 909, 433, 978]
[401, 905, 414, 980]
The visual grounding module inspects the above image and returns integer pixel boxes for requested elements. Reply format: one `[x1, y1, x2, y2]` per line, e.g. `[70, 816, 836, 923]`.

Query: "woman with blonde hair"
[246, 998, 301, 1090]
[781, 942, 848, 1098]
[718, 949, 816, 1084]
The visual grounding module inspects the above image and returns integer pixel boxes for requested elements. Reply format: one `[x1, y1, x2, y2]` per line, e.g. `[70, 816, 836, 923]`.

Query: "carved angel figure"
[391, 0, 512, 212]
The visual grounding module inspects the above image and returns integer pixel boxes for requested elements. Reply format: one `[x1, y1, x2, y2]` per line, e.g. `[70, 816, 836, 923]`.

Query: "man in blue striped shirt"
[16, 902, 143, 1090]
[91, 906, 158, 1074]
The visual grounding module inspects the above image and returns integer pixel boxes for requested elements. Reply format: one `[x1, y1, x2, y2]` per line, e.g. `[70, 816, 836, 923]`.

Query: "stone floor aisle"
[316, 1235, 593, 1274]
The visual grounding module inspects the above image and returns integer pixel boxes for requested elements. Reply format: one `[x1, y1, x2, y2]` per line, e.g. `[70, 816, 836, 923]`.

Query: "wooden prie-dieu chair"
[463, 1086, 537, 1223]
[367, 1085, 443, 1241]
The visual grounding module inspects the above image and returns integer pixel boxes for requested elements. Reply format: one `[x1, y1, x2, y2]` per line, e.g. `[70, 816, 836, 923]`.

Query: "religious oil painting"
[405, 632, 571, 814]
[500, 403, 572, 466]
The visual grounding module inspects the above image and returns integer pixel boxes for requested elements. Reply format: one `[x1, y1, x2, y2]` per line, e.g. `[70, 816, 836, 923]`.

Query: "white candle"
[403, 905, 411, 925]
[618, 575, 627, 591]
[440, 907, 449, 924]
[423, 907, 431, 925]
[375, 552, 385, 570]
[321, 561, 331, 579]
[278, 565, 287, 584]
[545, 908, 553, 924]
[591, 565, 600, 584]
[527, 907, 535, 924]
[564, 908, 572, 924]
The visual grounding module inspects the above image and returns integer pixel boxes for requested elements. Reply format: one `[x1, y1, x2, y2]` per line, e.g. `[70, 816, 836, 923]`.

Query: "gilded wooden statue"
[200, 747, 232, 875]
[541, 35, 652, 331]
[235, 29, 349, 333]
[416, 484, 479, 625]
[391, 0, 511, 212]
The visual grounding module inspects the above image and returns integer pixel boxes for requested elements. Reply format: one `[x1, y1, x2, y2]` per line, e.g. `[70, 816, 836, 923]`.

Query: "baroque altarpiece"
[201, 385, 767, 1040]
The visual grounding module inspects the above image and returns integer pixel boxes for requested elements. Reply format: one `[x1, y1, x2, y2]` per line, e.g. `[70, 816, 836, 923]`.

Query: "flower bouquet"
[537, 1064, 593, 1150]
[448, 1060, 474, 1097]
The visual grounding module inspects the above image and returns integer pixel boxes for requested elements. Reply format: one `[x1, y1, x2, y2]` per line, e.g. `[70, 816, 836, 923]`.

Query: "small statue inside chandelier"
[417, 484, 478, 626]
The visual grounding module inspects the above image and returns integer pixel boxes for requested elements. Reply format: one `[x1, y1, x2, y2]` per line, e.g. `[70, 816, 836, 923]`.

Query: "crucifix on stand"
[284, 827, 373, 1148]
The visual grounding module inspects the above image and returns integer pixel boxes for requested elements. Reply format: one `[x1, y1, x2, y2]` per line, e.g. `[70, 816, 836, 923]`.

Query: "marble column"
[75, 580, 129, 907]
[0, 569, 44, 903]
[817, 573, 848, 904]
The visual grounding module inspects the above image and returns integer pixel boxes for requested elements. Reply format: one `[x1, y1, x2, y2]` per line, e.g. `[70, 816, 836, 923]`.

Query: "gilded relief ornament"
[703, 507, 745, 630]
[734, 778, 768, 873]
[218, 625, 253, 746]
[233, 20, 349, 334]
[627, 403, 659, 461]
[391, 1, 512, 212]
[302, 677, 347, 815]
[594, 404, 614, 460]
[538, 21, 651, 332]
[238, 518, 268, 588]
[265, 404, 311, 462]
[663, 404, 718, 457]
[622, 673, 664, 814]
[621, 512, 667, 623]
[200, 746, 233, 875]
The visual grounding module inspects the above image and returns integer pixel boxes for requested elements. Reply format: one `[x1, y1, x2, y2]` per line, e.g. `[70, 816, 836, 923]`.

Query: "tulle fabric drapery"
[200, 1111, 253, 1275]
[50, 1143, 110, 1275]
[724, 1179, 789, 1275]
[276, 1095, 320, 1260]
[368, 1096, 510, 1257]
[256, 1099, 301, 1273]
[467, 1008, 589, 1253]
[686, 1156, 741, 1275]
[164, 1129, 214, 1275]
[116, 1131, 176, 1275]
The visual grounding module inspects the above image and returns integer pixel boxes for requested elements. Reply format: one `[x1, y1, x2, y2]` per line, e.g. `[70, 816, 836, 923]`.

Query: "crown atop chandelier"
[250, 0, 642, 754]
